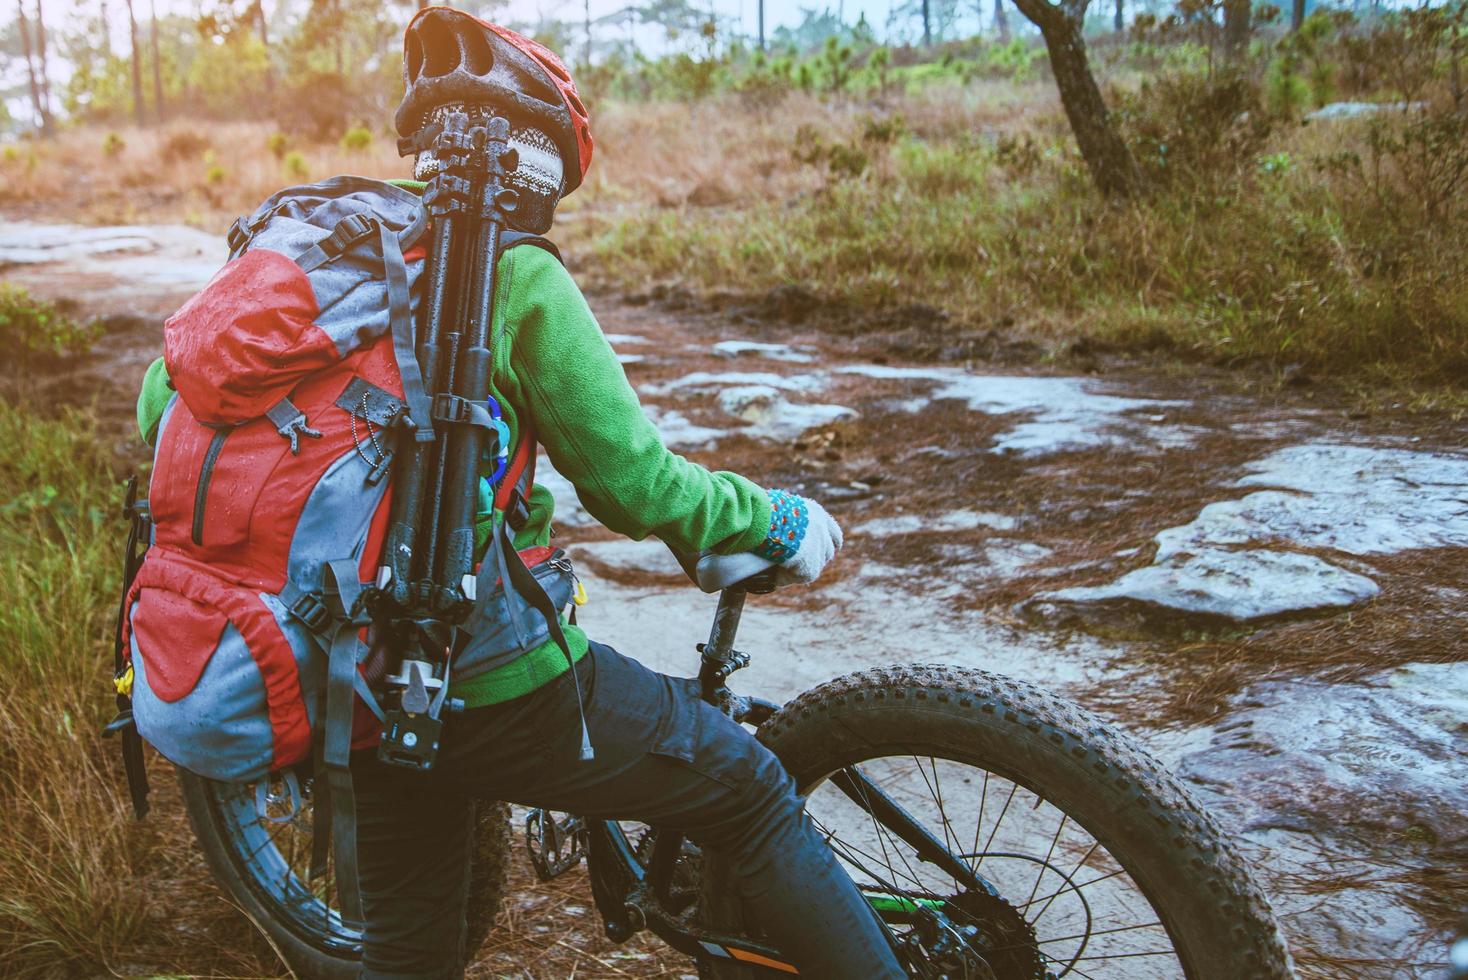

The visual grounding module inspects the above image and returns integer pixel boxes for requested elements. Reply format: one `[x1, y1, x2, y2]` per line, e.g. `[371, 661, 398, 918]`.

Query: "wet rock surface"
[711, 339, 815, 363]
[1159, 443, 1468, 558]
[1033, 547, 1381, 623]
[1033, 442, 1468, 623]
[837, 365, 1192, 455]
[715, 385, 857, 441]
[1181, 661, 1468, 848]
[0, 220, 223, 314]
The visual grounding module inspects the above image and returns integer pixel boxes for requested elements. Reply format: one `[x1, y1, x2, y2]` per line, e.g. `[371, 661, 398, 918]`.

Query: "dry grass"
[0, 120, 405, 231]
[0, 79, 1052, 236]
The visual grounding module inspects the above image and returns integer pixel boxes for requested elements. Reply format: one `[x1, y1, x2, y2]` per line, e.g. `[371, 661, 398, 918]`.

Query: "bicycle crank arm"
[829, 766, 1003, 898]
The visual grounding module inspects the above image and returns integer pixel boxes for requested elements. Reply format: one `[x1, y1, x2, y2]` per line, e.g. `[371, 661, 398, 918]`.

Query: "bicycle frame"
[538, 579, 1005, 976]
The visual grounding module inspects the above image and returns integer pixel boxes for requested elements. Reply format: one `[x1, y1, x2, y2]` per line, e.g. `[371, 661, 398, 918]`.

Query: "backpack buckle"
[288, 592, 333, 633]
[321, 213, 375, 258]
[226, 217, 252, 256]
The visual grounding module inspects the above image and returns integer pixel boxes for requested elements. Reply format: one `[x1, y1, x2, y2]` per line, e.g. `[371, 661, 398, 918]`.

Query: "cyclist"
[137, 8, 902, 978]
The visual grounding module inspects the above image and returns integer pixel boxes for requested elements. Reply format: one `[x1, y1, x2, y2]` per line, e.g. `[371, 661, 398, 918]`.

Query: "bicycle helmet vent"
[396, 6, 593, 196]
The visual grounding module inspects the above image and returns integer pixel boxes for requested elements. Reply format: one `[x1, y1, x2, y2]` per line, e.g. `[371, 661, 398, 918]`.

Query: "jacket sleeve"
[502, 249, 772, 555]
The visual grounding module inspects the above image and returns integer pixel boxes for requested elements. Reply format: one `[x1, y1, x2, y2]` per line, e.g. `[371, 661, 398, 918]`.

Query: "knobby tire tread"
[699, 663, 1292, 980]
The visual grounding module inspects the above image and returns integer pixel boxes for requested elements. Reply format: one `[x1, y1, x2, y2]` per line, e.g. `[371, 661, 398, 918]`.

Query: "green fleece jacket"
[138, 241, 772, 708]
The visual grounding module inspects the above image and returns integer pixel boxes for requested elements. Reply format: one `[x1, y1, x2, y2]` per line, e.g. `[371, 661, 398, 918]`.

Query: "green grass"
[0, 404, 148, 973]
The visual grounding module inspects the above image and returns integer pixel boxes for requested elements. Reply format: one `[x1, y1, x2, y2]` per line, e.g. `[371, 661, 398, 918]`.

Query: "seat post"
[698, 588, 746, 703]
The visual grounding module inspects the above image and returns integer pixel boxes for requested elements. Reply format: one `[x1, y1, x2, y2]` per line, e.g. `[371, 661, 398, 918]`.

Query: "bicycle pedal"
[525, 808, 586, 881]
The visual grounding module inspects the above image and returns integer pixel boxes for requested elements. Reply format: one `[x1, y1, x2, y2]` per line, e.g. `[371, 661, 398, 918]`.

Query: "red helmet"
[396, 6, 593, 195]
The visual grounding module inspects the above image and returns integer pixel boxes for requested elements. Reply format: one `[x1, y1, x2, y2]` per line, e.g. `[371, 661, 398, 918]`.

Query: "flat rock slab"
[1307, 100, 1426, 120]
[1179, 661, 1468, 849]
[1032, 548, 1379, 623]
[642, 370, 828, 397]
[642, 405, 725, 449]
[712, 339, 815, 363]
[1032, 443, 1468, 623]
[716, 385, 857, 442]
[1158, 443, 1468, 559]
[838, 365, 1190, 456]
[856, 509, 1019, 536]
[0, 220, 223, 290]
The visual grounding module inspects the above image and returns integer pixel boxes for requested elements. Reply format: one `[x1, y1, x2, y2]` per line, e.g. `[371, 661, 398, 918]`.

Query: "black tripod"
[371, 110, 524, 770]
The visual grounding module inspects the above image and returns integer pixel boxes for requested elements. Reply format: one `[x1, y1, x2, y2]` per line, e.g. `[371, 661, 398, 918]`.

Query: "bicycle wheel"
[179, 768, 511, 979]
[699, 664, 1292, 979]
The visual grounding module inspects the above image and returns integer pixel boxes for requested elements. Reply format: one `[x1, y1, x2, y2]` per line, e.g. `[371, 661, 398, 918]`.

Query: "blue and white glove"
[755, 489, 844, 586]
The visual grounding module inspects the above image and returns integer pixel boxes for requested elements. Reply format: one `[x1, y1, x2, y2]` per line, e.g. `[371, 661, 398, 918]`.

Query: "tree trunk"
[100, 0, 111, 56]
[15, 0, 44, 131]
[124, 0, 145, 125]
[995, 0, 1011, 41]
[1011, 0, 1142, 198]
[1114, 0, 1123, 33]
[583, 0, 591, 65]
[758, 0, 764, 50]
[34, 0, 53, 131]
[255, 0, 274, 91]
[148, 0, 164, 122]
[1291, 0, 1305, 32]
[922, 0, 932, 46]
[1223, 0, 1250, 59]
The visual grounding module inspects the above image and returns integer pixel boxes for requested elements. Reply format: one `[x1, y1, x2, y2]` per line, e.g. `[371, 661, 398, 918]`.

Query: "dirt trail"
[3, 218, 1463, 978]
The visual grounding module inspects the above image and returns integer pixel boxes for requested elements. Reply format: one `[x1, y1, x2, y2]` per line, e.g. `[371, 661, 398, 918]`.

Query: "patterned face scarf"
[413, 103, 565, 235]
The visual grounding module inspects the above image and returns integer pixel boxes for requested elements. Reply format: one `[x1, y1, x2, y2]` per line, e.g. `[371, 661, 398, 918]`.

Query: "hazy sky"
[77, 1, 980, 57]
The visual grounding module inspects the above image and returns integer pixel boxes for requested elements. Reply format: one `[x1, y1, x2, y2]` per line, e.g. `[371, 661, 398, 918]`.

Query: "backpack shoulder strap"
[500, 231, 562, 265]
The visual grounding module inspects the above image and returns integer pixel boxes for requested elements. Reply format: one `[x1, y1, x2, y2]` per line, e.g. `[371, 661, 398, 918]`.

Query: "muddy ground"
[2, 219, 1464, 979]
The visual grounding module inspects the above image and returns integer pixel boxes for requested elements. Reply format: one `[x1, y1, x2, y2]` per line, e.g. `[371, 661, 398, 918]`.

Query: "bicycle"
[180, 549, 1293, 979]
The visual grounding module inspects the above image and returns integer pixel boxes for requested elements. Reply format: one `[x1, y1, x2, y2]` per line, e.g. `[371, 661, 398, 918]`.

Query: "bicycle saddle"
[666, 546, 779, 594]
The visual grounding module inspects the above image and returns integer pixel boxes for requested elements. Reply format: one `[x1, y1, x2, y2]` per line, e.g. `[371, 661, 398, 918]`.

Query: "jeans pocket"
[648, 674, 704, 765]
[648, 675, 762, 793]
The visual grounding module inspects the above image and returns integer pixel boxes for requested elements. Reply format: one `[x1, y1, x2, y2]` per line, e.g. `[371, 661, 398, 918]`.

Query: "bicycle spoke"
[1021, 866, 1127, 915]
[1072, 949, 1179, 961]
[974, 780, 1018, 870]
[1036, 920, 1166, 945]
[843, 766, 930, 892]
[967, 769, 989, 877]
[1025, 813, 1068, 908]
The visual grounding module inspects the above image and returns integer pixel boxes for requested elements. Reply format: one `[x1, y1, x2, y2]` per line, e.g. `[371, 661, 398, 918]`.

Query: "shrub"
[0, 284, 101, 373]
[1117, 68, 1273, 185]
[340, 125, 373, 152]
[204, 164, 226, 185]
[1265, 56, 1311, 118]
[101, 132, 124, 158]
[160, 128, 211, 163]
[266, 132, 290, 160]
[284, 150, 309, 179]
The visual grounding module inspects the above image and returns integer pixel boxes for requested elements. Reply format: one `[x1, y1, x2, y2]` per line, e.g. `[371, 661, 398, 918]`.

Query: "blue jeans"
[352, 641, 905, 979]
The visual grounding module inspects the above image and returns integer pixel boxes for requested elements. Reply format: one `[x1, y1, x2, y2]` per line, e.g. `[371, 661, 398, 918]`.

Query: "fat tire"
[699, 664, 1292, 980]
[179, 768, 511, 979]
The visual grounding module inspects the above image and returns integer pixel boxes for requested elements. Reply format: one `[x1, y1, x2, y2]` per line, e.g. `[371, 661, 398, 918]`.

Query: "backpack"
[113, 175, 575, 825]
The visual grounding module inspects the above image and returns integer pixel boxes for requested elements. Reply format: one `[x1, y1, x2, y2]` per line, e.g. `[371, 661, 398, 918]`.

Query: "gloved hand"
[755, 489, 844, 586]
